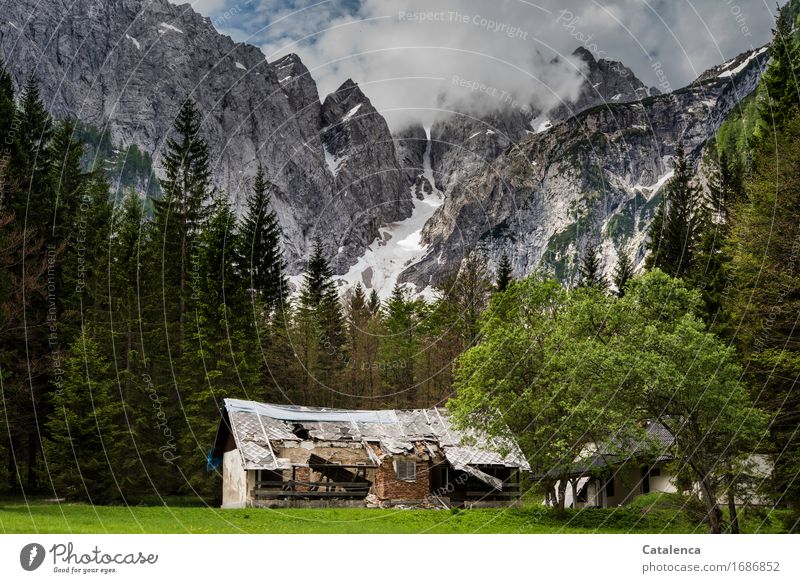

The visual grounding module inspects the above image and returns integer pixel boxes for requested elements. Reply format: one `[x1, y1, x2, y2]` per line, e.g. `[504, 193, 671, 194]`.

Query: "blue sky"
[183, 0, 783, 128]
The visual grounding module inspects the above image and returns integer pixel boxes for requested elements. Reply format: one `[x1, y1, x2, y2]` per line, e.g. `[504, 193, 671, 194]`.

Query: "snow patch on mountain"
[158, 22, 183, 34]
[337, 127, 442, 298]
[718, 46, 769, 78]
[635, 169, 675, 198]
[530, 117, 552, 133]
[342, 103, 362, 122]
[125, 34, 140, 49]
[323, 144, 346, 177]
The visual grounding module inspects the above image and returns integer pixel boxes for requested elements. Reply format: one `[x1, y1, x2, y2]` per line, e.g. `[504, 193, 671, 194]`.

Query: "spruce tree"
[198, 192, 242, 312]
[345, 284, 379, 401]
[239, 165, 288, 314]
[0, 59, 15, 181]
[297, 238, 346, 403]
[689, 153, 741, 325]
[110, 190, 145, 400]
[44, 330, 125, 504]
[727, 115, 800, 513]
[578, 244, 608, 290]
[300, 238, 337, 309]
[152, 98, 212, 347]
[495, 252, 513, 292]
[645, 143, 701, 279]
[759, 4, 800, 132]
[613, 250, 634, 296]
[10, 74, 53, 229]
[381, 284, 421, 405]
[368, 289, 380, 315]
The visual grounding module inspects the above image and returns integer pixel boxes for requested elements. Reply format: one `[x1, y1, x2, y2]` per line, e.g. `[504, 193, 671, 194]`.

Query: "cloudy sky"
[185, 0, 783, 128]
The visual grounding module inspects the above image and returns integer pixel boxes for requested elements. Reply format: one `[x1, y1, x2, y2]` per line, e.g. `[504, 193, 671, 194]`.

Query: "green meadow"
[0, 494, 792, 534]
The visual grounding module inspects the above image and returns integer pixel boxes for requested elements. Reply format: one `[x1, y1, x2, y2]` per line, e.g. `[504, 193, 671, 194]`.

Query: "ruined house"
[210, 399, 530, 508]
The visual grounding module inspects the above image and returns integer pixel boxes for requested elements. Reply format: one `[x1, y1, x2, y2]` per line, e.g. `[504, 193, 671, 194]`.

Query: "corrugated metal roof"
[222, 399, 531, 472]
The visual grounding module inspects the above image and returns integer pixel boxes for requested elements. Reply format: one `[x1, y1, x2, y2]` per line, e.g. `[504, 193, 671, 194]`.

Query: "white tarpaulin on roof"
[225, 398, 398, 424]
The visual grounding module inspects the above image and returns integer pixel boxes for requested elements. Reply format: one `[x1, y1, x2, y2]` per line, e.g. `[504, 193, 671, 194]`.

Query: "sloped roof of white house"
[219, 398, 531, 473]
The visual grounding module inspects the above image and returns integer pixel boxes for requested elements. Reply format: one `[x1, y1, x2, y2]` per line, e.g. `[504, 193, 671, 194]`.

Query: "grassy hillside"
[0, 494, 791, 534]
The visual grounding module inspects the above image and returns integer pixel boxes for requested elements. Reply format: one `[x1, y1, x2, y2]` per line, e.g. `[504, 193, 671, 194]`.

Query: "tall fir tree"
[689, 152, 742, 325]
[495, 252, 513, 292]
[759, 3, 800, 132]
[727, 113, 800, 516]
[612, 250, 634, 296]
[368, 289, 381, 315]
[10, 75, 53, 229]
[296, 238, 346, 404]
[345, 284, 381, 401]
[44, 330, 125, 504]
[152, 98, 213, 349]
[645, 143, 702, 279]
[239, 165, 288, 314]
[381, 284, 421, 406]
[578, 243, 608, 290]
[0, 59, 15, 183]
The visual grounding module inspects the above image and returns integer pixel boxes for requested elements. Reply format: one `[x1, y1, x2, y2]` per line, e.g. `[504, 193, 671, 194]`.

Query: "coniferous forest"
[0, 4, 799, 535]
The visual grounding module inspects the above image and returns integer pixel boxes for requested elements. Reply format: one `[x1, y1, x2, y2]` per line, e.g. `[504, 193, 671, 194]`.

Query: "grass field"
[0, 494, 792, 534]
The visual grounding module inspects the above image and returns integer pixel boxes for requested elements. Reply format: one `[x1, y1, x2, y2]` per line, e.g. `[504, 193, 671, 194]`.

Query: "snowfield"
[336, 127, 443, 299]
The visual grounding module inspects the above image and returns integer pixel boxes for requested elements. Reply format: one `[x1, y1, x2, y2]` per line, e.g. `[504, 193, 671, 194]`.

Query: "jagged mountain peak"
[1, 0, 415, 277]
[324, 79, 370, 110]
[692, 45, 770, 85]
[548, 45, 660, 120]
[572, 45, 598, 63]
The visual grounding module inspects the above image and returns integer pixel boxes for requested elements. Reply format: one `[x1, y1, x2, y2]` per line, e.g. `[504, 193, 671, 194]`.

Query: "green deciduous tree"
[450, 270, 769, 528]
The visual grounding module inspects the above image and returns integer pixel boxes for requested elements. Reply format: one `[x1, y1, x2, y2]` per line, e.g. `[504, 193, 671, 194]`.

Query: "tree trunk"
[7, 440, 18, 491]
[699, 475, 722, 534]
[727, 489, 740, 534]
[26, 432, 37, 490]
[555, 478, 568, 513]
[570, 478, 578, 509]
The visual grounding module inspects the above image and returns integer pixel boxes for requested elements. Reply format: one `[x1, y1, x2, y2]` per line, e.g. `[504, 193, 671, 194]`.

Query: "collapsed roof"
[213, 398, 531, 476]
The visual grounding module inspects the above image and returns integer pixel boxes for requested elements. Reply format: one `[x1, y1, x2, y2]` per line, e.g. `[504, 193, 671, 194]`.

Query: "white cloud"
[209, 0, 784, 129]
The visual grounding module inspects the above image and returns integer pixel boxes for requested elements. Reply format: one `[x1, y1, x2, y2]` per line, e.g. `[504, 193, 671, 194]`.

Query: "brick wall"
[294, 467, 311, 492]
[375, 457, 430, 501]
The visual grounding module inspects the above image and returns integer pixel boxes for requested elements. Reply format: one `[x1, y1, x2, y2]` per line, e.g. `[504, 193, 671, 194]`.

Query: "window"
[605, 477, 615, 498]
[395, 460, 417, 482]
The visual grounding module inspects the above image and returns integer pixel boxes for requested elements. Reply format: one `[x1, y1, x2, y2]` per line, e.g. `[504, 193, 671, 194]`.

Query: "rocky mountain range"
[0, 0, 409, 273]
[401, 46, 768, 291]
[0, 0, 769, 295]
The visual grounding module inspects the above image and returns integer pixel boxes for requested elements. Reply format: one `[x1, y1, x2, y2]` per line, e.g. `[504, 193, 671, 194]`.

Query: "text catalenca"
[642, 545, 701, 555]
